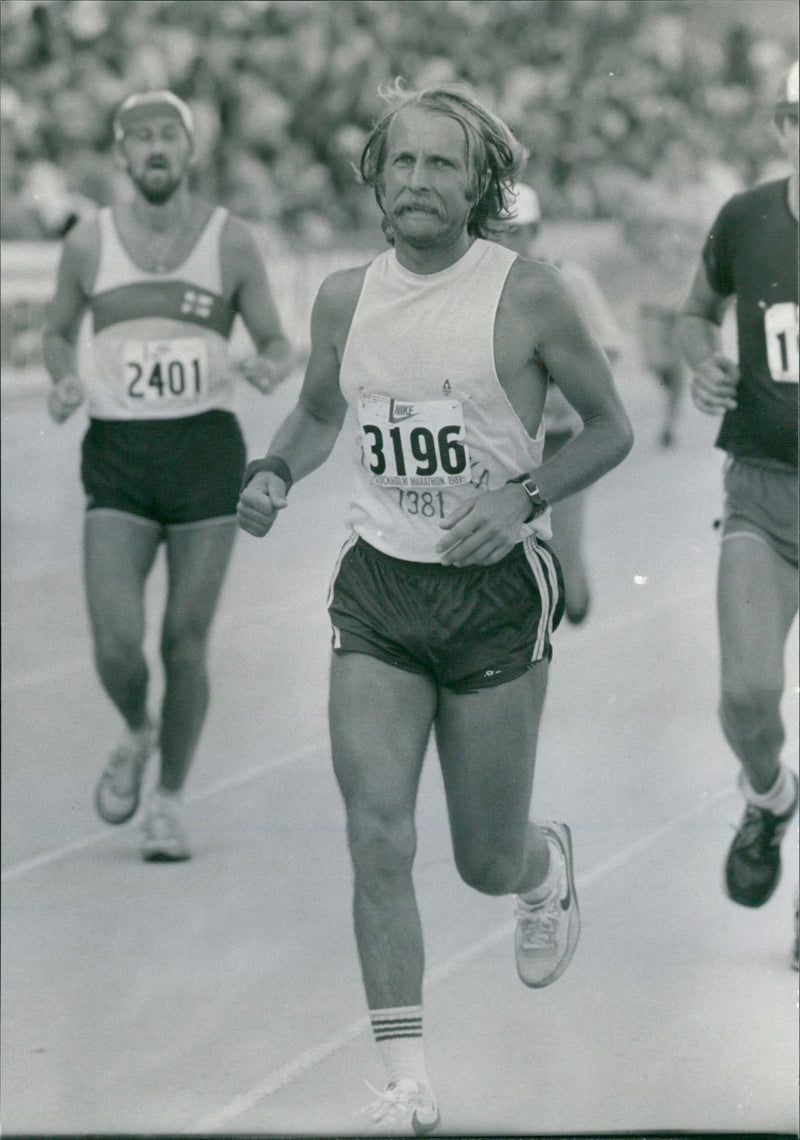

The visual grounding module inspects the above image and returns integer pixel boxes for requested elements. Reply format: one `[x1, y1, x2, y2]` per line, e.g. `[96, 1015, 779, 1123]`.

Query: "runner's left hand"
[436, 485, 530, 566]
[235, 352, 292, 395]
[47, 376, 84, 423]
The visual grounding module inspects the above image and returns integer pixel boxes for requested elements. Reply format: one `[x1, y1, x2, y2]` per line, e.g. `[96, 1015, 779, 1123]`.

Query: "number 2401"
[127, 358, 202, 399]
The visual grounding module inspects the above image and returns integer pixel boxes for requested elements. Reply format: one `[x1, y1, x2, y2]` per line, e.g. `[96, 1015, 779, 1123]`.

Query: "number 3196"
[363, 423, 466, 477]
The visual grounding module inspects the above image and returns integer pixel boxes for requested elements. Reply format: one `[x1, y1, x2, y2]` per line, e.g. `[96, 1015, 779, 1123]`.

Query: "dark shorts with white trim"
[81, 409, 246, 526]
[328, 535, 564, 694]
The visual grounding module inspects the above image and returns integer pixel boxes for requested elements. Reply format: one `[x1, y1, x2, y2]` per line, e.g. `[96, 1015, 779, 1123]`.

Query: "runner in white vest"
[43, 91, 291, 862]
[238, 82, 633, 1130]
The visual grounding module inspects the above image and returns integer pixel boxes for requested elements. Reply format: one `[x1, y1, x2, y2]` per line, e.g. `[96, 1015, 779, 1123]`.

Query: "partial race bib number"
[358, 394, 471, 488]
[123, 338, 208, 403]
[764, 302, 799, 383]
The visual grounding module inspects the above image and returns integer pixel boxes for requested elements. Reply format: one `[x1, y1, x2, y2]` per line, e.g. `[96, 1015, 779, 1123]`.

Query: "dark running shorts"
[722, 455, 798, 568]
[328, 535, 564, 694]
[81, 409, 246, 526]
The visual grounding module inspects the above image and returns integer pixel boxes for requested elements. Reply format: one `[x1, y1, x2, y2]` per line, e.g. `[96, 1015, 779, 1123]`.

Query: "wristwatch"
[508, 474, 549, 522]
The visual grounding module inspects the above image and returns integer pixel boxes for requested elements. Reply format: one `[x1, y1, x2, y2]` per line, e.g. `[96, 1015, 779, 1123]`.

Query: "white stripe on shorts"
[522, 535, 560, 662]
[326, 532, 360, 626]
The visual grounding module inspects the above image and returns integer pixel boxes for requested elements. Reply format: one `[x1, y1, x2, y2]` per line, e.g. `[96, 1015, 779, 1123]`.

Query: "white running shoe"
[515, 822, 580, 988]
[141, 793, 190, 862]
[94, 720, 158, 824]
[365, 1078, 440, 1135]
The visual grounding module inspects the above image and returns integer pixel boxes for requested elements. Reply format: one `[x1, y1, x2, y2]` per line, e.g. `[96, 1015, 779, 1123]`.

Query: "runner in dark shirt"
[679, 62, 799, 966]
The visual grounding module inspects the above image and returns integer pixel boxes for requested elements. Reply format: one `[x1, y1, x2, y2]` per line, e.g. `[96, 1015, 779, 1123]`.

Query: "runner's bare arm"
[237, 269, 360, 538]
[223, 216, 293, 392]
[42, 217, 98, 421]
[678, 263, 739, 414]
[438, 261, 632, 567]
[521, 262, 633, 505]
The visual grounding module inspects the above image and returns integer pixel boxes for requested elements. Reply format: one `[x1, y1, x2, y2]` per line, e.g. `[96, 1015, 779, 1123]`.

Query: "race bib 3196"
[357, 394, 471, 487]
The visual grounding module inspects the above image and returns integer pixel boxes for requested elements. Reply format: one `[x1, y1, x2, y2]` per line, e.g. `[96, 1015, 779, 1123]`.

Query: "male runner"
[679, 63, 799, 955]
[623, 140, 741, 449]
[238, 83, 633, 1130]
[500, 183, 622, 623]
[43, 91, 291, 862]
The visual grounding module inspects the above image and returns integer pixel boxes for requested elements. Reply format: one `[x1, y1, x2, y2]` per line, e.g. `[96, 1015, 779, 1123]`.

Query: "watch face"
[521, 478, 546, 518]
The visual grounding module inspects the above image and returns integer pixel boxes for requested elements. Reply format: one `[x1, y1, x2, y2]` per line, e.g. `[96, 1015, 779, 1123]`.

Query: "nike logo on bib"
[388, 399, 417, 423]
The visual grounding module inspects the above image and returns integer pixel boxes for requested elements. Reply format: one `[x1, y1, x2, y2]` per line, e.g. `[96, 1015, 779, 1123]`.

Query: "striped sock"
[370, 1005, 429, 1087]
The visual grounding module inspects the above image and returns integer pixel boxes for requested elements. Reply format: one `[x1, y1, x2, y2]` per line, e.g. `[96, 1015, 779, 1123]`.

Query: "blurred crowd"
[0, 0, 796, 246]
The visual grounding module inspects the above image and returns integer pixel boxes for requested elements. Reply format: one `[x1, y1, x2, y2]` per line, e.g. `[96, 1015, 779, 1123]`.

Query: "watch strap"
[507, 473, 548, 522]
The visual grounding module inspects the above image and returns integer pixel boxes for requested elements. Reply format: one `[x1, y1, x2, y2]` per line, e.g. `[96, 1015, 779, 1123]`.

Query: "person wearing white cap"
[679, 62, 798, 964]
[501, 182, 623, 623]
[42, 90, 292, 862]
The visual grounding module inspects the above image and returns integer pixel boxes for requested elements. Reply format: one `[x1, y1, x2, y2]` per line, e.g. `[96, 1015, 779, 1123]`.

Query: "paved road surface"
[2, 356, 797, 1136]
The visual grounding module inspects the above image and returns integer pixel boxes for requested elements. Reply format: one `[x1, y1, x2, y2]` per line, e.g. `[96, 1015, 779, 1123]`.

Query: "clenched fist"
[47, 376, 84, 423]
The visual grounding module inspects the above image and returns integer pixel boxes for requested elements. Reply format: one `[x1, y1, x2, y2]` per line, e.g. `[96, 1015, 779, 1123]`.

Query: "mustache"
[395, 197, 442, 216]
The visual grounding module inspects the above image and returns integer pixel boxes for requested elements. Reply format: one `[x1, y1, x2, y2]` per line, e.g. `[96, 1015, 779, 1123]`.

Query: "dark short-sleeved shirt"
[702, 179, 798, 468]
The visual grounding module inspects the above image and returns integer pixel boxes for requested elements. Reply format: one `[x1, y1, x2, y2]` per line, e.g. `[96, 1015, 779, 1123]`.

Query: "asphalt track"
[1, 355, 797, 1137]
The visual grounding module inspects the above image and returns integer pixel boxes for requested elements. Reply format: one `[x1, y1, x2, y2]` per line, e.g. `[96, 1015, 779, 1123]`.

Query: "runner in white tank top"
[43, 90, 292, 863]
[340, 237, 549, 561]
[238, 83, 633, 1129]
[84, 203, 236, 420]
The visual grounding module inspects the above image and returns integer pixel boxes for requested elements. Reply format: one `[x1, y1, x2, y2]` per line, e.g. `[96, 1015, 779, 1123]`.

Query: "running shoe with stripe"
[725, 771, 798, 907]
[94, 720, 158, 824]
[515, 822, 580, 988]
[365, 1078, 440, 1135]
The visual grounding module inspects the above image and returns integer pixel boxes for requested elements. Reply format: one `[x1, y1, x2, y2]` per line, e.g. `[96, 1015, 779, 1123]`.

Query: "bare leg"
[543, 430, 589, 623]
[435, 662, 551, 895]
[548, 493, 590, 624]
[658, 367, 684, 448]
[717, 533, 798, 791]
[329, 653, 437, 1010]
[83, 511, 161, 729]
[158, 518, 238, 793]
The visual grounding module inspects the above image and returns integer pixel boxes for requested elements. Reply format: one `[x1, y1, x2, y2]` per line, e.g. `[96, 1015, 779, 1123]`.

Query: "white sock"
[370, 1005, 429, 1088]
[739, 764, 797, 816]
[519, 837, 561, 905]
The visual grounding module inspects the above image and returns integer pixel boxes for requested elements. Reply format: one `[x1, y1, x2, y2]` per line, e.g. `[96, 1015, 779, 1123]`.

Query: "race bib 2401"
[123, 338, 208, 403]
[357, 394, 471, 487]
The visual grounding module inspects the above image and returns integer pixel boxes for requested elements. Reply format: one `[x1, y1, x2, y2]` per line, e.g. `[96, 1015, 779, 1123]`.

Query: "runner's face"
[120, 115, 192, 204]
[382, 107, 474, 247]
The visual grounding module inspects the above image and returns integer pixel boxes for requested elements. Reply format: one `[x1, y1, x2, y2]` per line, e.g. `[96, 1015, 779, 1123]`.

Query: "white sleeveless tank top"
[82, 206, 236, 419]
[339, 238, 549, 561]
